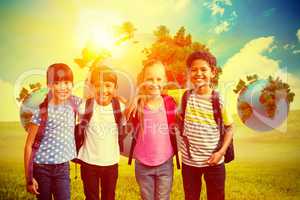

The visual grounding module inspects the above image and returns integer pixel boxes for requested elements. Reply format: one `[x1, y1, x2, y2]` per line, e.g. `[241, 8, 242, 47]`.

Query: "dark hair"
[90, 65, 117, 87]
[186, 51, 217, 69]
[47, 63, 73, 85]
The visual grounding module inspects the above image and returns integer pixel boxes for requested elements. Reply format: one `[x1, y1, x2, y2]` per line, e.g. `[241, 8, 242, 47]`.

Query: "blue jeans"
[182, 163, 225, 200]
[33, 162, 70, 200]
[135, 158, 174, 200]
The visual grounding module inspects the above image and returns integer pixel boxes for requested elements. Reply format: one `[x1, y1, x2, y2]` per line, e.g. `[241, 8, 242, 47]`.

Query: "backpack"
[27, 95, 77, 185]
[74, 97, 125, 156]
[179, 89, 235, 163]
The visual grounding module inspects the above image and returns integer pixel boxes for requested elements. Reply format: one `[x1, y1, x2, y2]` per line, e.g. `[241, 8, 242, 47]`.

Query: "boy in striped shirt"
[180, 51, 234, 200]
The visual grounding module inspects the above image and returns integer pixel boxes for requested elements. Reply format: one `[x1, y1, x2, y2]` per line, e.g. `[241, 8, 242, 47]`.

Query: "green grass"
[1, 111, 300, 199]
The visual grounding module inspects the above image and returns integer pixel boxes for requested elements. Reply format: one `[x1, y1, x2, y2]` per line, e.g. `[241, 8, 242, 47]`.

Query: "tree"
[154, 25, 170, 42]
[143, 25, 212, 88]
[174, 26, 186, 47]
[74, 47, 111, 70]
[114, 21, 137, 45]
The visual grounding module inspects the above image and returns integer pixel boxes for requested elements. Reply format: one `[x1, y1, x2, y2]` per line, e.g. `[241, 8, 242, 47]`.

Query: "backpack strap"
[211, 90, 235, 163]
[211, 90, 223, 136]
[68, 96, 78, 119]
[179, 89, 193, 134]
[69, 96, 79, 144]
[75, 98, 94, 152]
[27, 95, 49, 185]
[32, 104, 48, 149]
[111, 97, 125, 152]
[179, 89, 192, 159]
[127, 114, 138, 165]
[66, 96, 80, 177]
[162, 95, 181, 169]
[68, 96, 79, 143]
[81, 98, 94, 126]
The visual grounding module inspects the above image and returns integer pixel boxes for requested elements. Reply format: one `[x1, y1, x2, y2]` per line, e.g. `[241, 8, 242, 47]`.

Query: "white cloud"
[219, 36, 300, 113]
[268, 44, 277, 53]
[292, 49, 300, 54]
[211, 3, 225, 16]
[0, 80, 20, 121]
[283, 44, 290, 49]
[222, 0, 232, 5]
[214, 21, 230, 34]
[231, 10, 237, 18]
[283, 43, 296, 50]
[297, 28, 300, 42]
[205, 0, 237, 34]
[204, 0, 232, 16]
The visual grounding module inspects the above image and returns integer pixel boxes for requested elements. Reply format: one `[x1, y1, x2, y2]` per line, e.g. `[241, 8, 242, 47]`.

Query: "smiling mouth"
[99, 93, 112, 99]
[192, 77, 209, 87]
[57, 92, 69, 96]
[148, 85, 161, 90]
[194, 77, 205, 81]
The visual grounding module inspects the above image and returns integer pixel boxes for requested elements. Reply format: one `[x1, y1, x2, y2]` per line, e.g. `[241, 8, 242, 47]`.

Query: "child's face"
[49, 81, 73, 102]
[94, 81, 116, 105]
[142, 63, 166, 96]
[189, 59, 215, 89]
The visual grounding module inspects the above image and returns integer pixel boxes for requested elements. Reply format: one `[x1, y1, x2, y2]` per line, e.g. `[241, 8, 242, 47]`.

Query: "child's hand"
[116, 95, 128, 104]
[206, 151, 224, 166]
[125, 95, 141, 121]
[125, 102, 137, 121]
[27, 178, 40, 195]
[83, 84, 94, 99]
[83, 77, 94, 99]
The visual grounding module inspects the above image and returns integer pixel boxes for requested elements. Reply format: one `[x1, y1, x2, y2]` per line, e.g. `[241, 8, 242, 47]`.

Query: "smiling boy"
[179, 51, 234, 200]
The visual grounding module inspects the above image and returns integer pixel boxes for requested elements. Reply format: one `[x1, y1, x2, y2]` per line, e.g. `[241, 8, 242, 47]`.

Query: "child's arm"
[219, 125, 233, 155]
[117, 95, 128, 105]
[124, 95, 142, 121]
[166, 88, 187, 106]
[207, 125, 234, 166]
[24, 123, 40, 195]
[207, 95, 234, 166]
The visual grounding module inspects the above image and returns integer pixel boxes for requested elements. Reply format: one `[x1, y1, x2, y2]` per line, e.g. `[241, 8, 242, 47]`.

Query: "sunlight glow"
[90, 26, 116, 51]
[76, 10, 125, 54]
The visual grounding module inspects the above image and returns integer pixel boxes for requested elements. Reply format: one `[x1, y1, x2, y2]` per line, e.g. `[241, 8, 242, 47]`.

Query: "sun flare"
[90, 26, 116, 51]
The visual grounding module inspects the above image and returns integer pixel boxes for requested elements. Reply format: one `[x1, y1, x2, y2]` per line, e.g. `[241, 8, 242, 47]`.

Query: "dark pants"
[182, 163, 225, 200]
[33, 162, 70, 200]
[80, 162, 118, 200]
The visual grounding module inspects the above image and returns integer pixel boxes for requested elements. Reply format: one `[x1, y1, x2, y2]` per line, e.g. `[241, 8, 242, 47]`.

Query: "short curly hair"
[186, 50, 217, 70]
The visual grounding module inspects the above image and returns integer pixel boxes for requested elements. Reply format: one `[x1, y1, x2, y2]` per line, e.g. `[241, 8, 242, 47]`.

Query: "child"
[179, 51, 234, 200]
[24, 63, 80, 200]
[77, 66, 125, 200]
[128, 60, 180, 200]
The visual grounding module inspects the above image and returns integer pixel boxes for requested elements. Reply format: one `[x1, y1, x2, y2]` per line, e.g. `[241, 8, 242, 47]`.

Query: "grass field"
[1, 111, 300, 200]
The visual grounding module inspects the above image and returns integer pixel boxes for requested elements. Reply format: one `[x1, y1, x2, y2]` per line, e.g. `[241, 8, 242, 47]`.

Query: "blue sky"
[0, 0, 299, 80]
[193, 0, 300, 72]
[0, 0, 300, 121]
